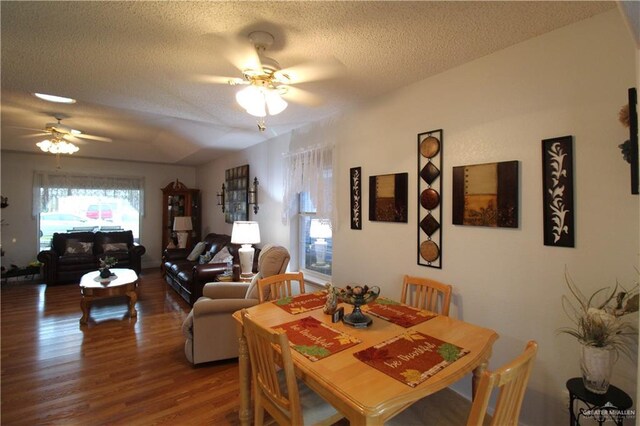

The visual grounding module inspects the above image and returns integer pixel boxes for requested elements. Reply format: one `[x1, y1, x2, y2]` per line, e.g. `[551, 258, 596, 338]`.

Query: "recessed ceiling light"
[34, 93, 76, 104]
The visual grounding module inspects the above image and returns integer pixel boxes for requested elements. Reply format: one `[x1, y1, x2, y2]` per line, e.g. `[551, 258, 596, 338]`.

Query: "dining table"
[233, 292, 498, 426]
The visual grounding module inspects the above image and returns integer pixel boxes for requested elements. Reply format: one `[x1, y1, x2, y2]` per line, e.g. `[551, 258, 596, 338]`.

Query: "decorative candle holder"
[338, 285, 380, 328]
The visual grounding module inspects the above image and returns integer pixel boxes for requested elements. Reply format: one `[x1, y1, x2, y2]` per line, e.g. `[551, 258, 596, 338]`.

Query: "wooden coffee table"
[79, 268, 139, 325]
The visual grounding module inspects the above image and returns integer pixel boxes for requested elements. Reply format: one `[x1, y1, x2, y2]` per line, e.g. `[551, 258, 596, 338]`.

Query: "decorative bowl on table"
[337, 285, 380, 328]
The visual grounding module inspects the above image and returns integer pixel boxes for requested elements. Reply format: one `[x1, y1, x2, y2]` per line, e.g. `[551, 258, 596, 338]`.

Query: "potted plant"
[99, 256, 118, 279]
[558, 269, 638, 394]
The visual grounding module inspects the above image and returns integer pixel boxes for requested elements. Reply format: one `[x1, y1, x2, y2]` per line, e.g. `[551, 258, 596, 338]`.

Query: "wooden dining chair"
[467, 340, 538, 426]
[240, 309, 343, 426]
[400, 275, 452, 316]
[387, 340, 538, 426]
[258, 272, 305, 303]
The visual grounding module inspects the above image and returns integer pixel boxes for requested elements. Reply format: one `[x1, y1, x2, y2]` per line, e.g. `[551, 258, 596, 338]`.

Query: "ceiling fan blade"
[9, 125, 47, 132]
[281, 86, 324, 107]
[219, 33, 262, 74]
[276, 58, 346, 84]
[72, 133, 113, 143]
[192, 74, 246, 86]
[20, 132, 49, 138]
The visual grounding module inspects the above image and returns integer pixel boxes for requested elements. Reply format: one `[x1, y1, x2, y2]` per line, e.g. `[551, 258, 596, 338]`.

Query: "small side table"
[567, 378, 633, 426]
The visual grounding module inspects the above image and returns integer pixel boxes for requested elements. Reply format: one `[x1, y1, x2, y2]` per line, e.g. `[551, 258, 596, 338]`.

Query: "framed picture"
[369, 173, 408, 222]
[628, 88, 638, 195]
[350, 167, 362, 230]
[452, 160, 519, 228]
[225, 164, 249, 224]
[417, 129, 443, 269]
[542, 136, 574, 247]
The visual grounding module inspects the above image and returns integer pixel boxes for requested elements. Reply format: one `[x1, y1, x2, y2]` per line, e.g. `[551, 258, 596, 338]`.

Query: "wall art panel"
[452, 160, 519, 228]
[542, 136, 574, 247]
[369, 173, 408, 223]
[350, 167, 362, 230]
[417, 129, 443, 268]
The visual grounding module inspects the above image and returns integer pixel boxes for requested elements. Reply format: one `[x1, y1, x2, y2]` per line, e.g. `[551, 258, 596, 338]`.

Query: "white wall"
[198, 9, 637, 425]
[0, 151, 196, 269]
[196, 132, 293, 260]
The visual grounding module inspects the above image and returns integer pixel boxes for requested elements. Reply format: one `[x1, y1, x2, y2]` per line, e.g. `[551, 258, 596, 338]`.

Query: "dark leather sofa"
[162, 232, 259, 306]
[37, 230, 146, 285]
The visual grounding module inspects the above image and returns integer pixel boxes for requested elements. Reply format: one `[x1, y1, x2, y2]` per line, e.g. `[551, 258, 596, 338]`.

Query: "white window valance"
[282, 144, 335, 225]
[32, 171, 145, 216]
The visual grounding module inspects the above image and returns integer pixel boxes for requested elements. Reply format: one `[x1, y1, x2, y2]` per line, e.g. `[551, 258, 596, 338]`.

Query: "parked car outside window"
[86, 204, 113, 220]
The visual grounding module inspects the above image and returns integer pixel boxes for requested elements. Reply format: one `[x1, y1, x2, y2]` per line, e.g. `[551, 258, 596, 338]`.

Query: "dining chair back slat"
[258, 272, 305, 303]
[401, 275, 452, 316]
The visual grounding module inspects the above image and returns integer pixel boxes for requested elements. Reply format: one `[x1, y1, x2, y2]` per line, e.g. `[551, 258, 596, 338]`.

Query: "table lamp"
[231, 221, 261, 278]
[173, 216, 193, 249]
[309, 219, 332, 266]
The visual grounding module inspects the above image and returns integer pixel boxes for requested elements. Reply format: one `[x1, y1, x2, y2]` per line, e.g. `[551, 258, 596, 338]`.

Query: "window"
[33, 172, 144, 250]
[299, 192, 332, 278]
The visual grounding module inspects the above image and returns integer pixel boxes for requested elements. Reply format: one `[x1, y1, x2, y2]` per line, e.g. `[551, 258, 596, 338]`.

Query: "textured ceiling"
[1, 1, 615, 166]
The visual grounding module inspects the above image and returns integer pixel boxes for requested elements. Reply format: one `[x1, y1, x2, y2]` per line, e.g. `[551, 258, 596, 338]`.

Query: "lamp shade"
[231, 221, 261, 245]
[235, 85, 287, 118]
[309, 219, 332, 239]
[173, 216, 193, 232]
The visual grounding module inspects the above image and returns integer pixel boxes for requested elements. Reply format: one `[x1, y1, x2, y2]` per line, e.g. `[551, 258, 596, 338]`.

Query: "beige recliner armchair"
[181, 244, 290, 365]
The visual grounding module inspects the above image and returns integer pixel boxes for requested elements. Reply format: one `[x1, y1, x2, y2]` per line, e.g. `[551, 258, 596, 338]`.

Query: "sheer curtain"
[282, 144, 335, 225]
[32, 171, 145, 216]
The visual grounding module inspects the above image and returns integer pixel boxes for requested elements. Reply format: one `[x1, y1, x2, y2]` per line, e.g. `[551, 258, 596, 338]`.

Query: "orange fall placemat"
[273, 316, 361, 362]
[272, 291, 328, 314]
[362, 298, 437, 328]
[353, 330, 469, 387]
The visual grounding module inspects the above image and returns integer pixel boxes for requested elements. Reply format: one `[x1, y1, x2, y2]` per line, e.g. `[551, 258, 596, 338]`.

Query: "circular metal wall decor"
[420, 135, 441, 159]
[417, 129, 443, 269]
[420, 240, 440, 262]
[420, 188, 440, 210]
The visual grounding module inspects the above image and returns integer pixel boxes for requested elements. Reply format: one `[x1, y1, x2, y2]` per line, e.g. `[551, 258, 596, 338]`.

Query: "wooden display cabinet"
[161, 180, 200, 256]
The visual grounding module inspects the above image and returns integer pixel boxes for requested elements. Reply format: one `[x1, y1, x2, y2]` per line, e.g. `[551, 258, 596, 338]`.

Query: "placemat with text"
[353, 330, 469, 387]
[362, 298, 437, 328]
[273, 316, 361, 362]
[272, 291, 328, 315]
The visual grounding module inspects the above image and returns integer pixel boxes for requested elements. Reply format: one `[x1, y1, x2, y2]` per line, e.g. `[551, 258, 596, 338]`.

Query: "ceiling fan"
[201, 31, 343, 131]
[19, 114, 112, 152]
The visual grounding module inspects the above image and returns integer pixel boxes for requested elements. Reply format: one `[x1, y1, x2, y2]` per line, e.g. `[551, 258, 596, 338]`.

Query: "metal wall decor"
[542, 136, 574, 247]
[224, 164, 249, 224]
[369, 173, 408, 222]
[417, 129, 443, 268]
[350, 167, 362, 230]
[452, 161, 519, 228]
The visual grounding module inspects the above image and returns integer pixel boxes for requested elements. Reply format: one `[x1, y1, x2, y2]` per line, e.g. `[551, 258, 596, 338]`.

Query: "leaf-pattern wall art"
[350, 167, 362, 230]
[542, 136, 574, 247]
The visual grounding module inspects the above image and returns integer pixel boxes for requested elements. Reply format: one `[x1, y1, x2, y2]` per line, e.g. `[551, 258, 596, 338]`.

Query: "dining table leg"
[472, 348, 492, 399]
[237, 333, 251, 426]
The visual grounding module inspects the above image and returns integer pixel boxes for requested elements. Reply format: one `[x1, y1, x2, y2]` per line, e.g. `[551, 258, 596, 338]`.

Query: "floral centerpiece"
[338, 285, 380, 328]
[558, 270, 638, 394]
[99, 256, 118, 279]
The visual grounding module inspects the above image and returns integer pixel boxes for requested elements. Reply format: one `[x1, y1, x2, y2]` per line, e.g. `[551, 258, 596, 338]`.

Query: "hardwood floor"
[1, 268, 471, 426]
[1, 269, 241, 425]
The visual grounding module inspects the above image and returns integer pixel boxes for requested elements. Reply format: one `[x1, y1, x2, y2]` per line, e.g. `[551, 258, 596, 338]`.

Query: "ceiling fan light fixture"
[37, 138, 79, 155]
[265, 89, 287, 115]
[236, 84, 287, 117]
[34, 93, 76, 104]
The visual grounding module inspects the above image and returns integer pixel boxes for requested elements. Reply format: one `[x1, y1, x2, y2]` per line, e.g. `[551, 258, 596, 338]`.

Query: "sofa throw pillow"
[103, 242, 128, 252]
[209, 246, 232, 264]
[65, 240, 93, 255]
[198, 252, 212, 264]
[186, 242, 207, 261]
